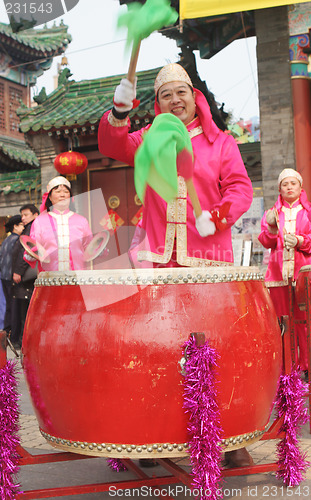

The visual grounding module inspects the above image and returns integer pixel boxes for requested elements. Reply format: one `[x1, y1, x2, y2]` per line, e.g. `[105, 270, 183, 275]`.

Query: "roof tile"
[0, 135, 39, 168]
[0, 21, 71, 58]
[19, 68, 158, 133]
[0, 169, 40, 194]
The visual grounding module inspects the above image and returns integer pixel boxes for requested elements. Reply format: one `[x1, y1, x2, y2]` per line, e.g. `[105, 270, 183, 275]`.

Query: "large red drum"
[22, 266, 282, 459]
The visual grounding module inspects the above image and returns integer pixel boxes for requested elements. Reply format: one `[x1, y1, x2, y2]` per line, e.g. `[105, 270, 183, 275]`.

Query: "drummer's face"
[279, 177, 301, 204]
[157, 82, 196, 125]
[49, 185, 71, 212]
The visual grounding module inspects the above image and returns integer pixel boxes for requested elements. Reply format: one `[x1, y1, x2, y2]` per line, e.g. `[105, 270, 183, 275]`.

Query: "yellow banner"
[180, 0, 311, 20]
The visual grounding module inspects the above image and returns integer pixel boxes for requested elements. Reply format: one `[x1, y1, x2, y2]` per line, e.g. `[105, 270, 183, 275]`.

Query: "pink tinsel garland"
[183, 335, 223, 500]
[275, 366, 310, 486]
[106, 458, 127, 471]
[0, 360, 21, 499]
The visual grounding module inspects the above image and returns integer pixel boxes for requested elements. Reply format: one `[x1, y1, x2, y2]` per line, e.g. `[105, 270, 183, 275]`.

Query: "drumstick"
[119, 0, 178, 84]
[185, 178, 202, 218]
[177, 149, 202, 218]
[127, 41, 141, 84]
[273, 207, 280, 231]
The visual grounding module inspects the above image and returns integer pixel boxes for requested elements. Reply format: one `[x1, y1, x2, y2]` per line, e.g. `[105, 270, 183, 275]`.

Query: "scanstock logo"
[3, 0, 80, 32]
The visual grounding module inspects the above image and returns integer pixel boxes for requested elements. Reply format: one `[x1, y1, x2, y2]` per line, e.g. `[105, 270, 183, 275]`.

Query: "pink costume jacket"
[28, 210, 93, 271]
[258, 190, 311, 285]
[98, 89, 253, 266]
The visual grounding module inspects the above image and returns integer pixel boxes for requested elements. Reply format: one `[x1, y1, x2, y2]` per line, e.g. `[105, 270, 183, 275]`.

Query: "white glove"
[284, 233, 298, 249]
[113, 78, 137, 113]
[195, 211, 216, 237]
[266, 209, 277, 226]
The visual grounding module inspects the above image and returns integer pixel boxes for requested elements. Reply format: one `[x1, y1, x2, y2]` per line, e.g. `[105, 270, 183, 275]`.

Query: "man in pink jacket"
[259, 168, 311, 376]
[98, 63, 254, 467]
[98, 63, 253, 267]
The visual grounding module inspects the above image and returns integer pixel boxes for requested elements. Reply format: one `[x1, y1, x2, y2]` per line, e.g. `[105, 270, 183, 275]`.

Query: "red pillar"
[291, 77, 311, 200]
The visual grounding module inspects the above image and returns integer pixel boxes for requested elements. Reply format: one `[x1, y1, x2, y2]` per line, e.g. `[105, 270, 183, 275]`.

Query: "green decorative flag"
[117, 0, 178, 52]
[134, 113, 193, 204]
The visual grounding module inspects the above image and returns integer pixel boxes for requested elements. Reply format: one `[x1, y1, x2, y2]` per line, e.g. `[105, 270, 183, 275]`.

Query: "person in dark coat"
[11, 204, 39, 348]
[0, 215, 24, 335]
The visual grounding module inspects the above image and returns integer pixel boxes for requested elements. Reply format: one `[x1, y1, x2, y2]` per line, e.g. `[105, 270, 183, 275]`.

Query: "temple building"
[0, 19, 71, 236]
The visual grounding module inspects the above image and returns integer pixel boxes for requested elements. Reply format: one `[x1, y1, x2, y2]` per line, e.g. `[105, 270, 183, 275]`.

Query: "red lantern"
[54, 151, 88, 177]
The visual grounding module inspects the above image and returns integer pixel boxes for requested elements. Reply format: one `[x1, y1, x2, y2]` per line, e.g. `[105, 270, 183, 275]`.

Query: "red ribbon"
[211, 201, 232, 231]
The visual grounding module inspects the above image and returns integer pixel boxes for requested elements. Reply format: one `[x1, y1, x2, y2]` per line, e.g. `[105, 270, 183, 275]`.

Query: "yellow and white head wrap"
[154, 63, 193, 96]
[278, 168, 302, 187]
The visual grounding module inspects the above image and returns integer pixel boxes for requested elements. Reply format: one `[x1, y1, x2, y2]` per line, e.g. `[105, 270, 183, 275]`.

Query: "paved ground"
[6, 347, 311, 500]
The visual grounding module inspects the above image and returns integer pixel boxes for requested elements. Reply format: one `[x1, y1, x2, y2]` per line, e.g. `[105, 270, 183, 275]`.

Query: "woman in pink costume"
[26, 176, 92, 271]
[98, 64, 253, 267]
[258, 168, 311, 376]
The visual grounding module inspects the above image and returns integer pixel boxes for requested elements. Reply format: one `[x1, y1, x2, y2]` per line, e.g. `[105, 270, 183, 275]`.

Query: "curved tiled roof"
[0, 169, 40, 194]
[0, 135, 39, 169]
[18, 67, 158, 133]
[0, 20, 71, 61]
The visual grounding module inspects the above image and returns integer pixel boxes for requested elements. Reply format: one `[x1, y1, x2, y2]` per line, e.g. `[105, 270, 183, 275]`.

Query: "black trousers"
[10, 297, 30, 346]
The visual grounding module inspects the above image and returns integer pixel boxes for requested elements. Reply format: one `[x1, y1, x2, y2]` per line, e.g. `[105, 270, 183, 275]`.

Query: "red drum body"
[22, 267, 282, 458]
[295, 265, 311, 311]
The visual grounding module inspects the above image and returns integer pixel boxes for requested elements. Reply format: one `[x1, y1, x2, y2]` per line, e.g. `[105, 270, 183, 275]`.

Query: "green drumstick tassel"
[117, 0, 179, 53]
[134, 113, 194, 204]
